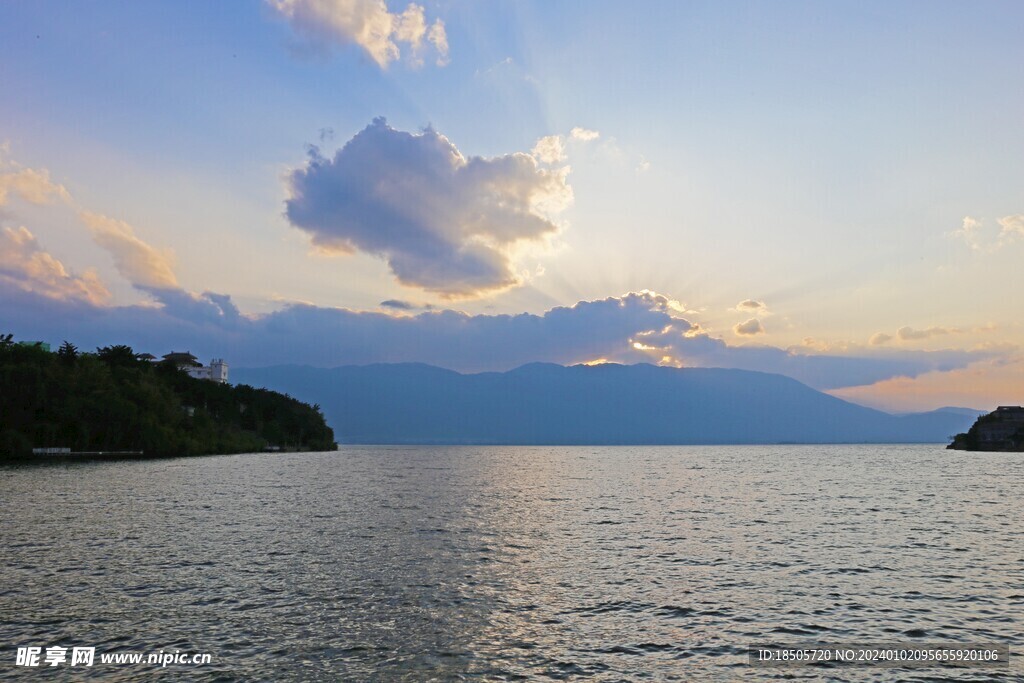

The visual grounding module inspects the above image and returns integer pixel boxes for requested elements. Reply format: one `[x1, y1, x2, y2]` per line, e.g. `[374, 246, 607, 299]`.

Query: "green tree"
[58, 341, 79, 364]
[96, 345, 138, 367]
[1, 334, 335, 459]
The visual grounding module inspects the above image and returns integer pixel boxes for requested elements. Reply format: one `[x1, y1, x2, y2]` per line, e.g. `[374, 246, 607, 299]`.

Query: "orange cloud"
[829, 356, 1024, 412]
[269, 0, 449, 68]
[0, 167, 70, 206]
[79, 211, 179, 290]
[0, 226, 110, 305]
[733, 318, 764, 336]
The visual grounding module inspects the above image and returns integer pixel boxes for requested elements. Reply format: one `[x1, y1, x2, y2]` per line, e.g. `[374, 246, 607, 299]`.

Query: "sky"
[1, 0, 1022, 412]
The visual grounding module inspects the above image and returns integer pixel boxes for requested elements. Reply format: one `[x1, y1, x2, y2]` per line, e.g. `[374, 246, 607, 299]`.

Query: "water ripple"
[1, 444, 1022, 681]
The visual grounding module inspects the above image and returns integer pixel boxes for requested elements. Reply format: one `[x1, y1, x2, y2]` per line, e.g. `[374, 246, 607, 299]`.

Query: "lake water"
[2, 445, 1022, 681]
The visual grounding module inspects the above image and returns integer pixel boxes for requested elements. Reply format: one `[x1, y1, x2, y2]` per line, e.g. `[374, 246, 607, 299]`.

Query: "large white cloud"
[269, 0, 448, 68]
[531, 135, 566, 164]
[284, 118, 574, 297]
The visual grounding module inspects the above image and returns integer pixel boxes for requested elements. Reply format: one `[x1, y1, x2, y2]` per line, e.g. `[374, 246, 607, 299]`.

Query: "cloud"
[1, 282, 991, 392]
[897, 325, 956, 341]
[427, 18, 448, 66]
[0, 226, 110, 305]
[76, 211, 244, 325]
[531, 135, 566, 164]
[632, 324, 990, 390]
[830, 354, 1024, 413]
[998, 214, 1024, 240]
[875, 324, 993, 345]
[0, 152, 234, 325]
[733, 318, 764, 336]
[951, 214, 1024, 252]
[532, 128, 602, 166]
[380, 298, 414, 310]
[0, 154, 225, 316]
[141, 287, 243, 327]
[734, 299, 768, 313]
[379, 298, 434, 311]
[269, 0, 448, 68]
[0, 288, 682, 371]
[392, 4, 426, 49]
[0, 167, 70, 207]
[284, 118, 573, 297]
[0, 145, 246, 330]
[951, 216, 985, 251]
[570, 127, 600, 142]
[79, 211, 179, 290]
[390, 3, 447, 67]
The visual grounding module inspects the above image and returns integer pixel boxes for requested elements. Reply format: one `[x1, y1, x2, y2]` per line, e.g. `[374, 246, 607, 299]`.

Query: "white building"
[186, 358, 229, 384]
[161, 352, 229, 384]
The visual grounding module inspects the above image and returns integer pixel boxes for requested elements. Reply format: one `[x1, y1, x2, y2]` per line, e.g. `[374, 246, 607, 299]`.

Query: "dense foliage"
[0, 335, 335, 458]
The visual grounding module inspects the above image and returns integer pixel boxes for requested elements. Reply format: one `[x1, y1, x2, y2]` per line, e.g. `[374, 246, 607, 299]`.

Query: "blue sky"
[1, 1, 1022, 411]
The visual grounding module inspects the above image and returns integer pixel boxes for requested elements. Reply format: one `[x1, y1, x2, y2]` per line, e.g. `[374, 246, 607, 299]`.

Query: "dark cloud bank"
[1, 284, 988, 391]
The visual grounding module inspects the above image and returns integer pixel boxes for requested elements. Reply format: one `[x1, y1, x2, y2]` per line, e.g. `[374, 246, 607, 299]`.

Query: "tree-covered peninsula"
[0, 334, 336, 459]
[947, 406, 1024, 452]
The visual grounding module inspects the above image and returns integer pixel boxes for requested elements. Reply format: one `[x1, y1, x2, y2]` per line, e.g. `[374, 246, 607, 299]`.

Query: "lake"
[2, 445, 1021, 680]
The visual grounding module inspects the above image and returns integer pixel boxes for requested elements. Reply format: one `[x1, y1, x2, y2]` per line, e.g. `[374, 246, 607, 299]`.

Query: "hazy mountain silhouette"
[233, 363, 980, 445]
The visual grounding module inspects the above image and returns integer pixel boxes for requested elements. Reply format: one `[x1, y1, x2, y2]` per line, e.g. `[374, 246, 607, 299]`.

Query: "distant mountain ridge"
[232, 362, 980, 445]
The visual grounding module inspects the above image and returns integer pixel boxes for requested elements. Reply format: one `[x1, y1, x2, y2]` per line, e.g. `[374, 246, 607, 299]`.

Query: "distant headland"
[948, 406, 1024, 452]
[0, 334, 336, 460]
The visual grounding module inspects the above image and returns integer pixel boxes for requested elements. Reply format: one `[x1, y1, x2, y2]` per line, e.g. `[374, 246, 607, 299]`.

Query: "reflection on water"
[1, 445, 1022, 681]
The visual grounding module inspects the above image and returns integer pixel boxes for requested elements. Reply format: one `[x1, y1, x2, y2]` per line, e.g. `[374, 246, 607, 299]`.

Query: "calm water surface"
[2, 445, 1022, 681]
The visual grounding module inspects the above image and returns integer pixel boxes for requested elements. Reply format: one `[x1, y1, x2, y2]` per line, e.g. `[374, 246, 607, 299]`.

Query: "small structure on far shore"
[948, 406, 1024, 451]
[32, 447, 144, 458]
[160, 351, 229, 384]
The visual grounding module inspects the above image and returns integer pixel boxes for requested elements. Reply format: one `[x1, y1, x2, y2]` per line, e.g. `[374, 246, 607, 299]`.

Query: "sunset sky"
[1, 1, 1022, 412]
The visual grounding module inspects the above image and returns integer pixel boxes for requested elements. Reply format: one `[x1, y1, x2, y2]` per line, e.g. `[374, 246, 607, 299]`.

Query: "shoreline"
[3, 445, 338, 464]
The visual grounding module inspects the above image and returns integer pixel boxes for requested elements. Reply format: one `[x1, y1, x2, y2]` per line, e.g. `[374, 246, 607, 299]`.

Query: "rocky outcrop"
[948, 406, 1024, 451]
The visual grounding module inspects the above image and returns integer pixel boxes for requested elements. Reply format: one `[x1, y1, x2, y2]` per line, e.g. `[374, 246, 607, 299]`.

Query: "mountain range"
[232, 362, 980, 445]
